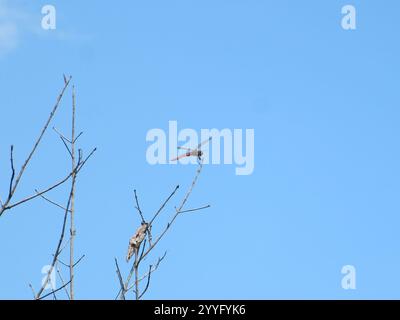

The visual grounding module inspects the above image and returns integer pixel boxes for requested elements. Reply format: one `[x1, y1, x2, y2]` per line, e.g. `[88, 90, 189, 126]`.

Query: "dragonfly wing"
[197, 137, 212, 150]
[177, 146, 191, 151]
[171, 154, 189, 161]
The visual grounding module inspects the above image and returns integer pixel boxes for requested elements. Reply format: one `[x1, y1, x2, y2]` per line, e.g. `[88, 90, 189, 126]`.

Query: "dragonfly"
[171, 137, 212, 162]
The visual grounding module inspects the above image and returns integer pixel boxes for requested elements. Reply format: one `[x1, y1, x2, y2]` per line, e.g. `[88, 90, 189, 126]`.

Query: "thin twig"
[149, 185, 180, 226]
[59, 238, 71, 256]
[58, 135, 72, 158]
[138, 265, 152, 299]
[73, 131, 83, 143]
[134, 250, 139, 300]
[138, 239, 147, 263]
[8, 145, 15, 200]
[55, 262, 71, 300]
[71, 255, 85, 268]
[115, 258, 126, 300]
[53, 126, 72, 144]
[177, 204, 211, 214]
[35, 186, 73, 299]
[55, 254, 85, 269]
[0, 79, 71, 217]
[6, 78, 71, 205]
[128, 251, 167, 290]
[35, 189, 71, 212]
[140, 161, 207, 264]
[7, 146, 96, 211]
[6, 172, 74, 210]
[38, 279, 72, 300]
[28, 284, 36, 299]
[118, 159, 208, 299]
[116, 239, 146, 300]
[134, 190, 154, 244]
[134, 190, 145, 223]
[69, 85, 77, 300]
[55, 258, 69, 268]
[76, 148, 97, 170]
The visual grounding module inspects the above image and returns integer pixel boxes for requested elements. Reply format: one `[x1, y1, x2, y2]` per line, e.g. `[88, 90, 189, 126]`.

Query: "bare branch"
[133, 189, 153, 244]
[35, 189, 71, 212]
[55, 262, 71, 300]
[35, 186, 73, 299]
[7, 146, 96, 213]
[128, 251, 167, 290]
[6, 172, 74, 210]
[138, 239, 147, 263]
[8, 145, 15, 201]
[115, 258, 126, 300]
[55, 258, 69, 268]
[134, 189, 145, 223]
[118, 158, 208, 299]
[0, 78, 71, 218]
[8, 78, 71, 203]
[73, 254, 85, 268]
[38, 279, 72, 300]
[116, 239, 146, 300]
[177, 160, 204, 212]
[53, 126, 72, 144]
[58, 135, 72, 158]
[176, 204, 210, 214]
[134, 250, 139, 299]
[55, 254, 85, 269]
[140, 161, 208, 264]
[138, 265, 152, 299]
[0, 78, 95, 301]
[59, 238, 71, 256]
[76, 148, 97, 171]
[73, 131, 83, 143]
[69, 84, 77, 300]
[28, 284, 36, 299]
[149, 185, 180, 226]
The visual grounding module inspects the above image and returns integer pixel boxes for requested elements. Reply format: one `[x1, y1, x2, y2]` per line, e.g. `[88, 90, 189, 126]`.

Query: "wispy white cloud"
[0, 0, 91, 58]
[0, 22, 18, 56]
[0, 0, 26, 57]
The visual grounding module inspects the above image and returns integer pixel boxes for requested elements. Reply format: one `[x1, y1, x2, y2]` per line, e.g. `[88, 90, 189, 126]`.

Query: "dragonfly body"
[184, 150, 202, 160]
[171, 138, 210, 161]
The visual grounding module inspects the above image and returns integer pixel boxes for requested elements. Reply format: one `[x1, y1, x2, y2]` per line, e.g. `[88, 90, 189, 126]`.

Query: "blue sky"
[1, 0, 400, 299]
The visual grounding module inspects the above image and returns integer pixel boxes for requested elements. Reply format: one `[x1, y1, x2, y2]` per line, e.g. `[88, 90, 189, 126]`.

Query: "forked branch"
[0, 77, 72, 218]
[116, 159, 210, 299]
